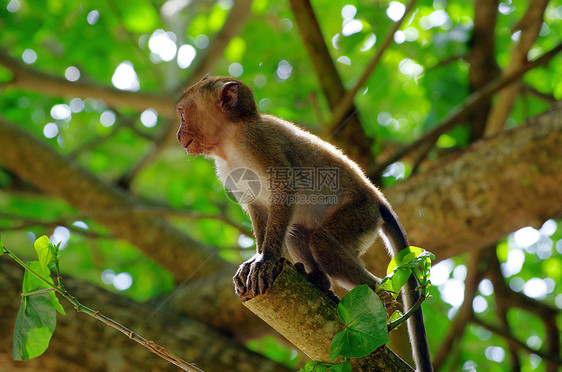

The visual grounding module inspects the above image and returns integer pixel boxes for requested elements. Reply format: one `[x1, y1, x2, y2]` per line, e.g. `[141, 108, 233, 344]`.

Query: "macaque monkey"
[176, 75, 432, 371]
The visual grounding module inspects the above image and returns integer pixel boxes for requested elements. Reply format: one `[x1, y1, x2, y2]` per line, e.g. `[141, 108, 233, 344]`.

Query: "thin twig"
[472, 316, 562, 364]
[387, 293, 426, 332]
[2, 245, 204, 372]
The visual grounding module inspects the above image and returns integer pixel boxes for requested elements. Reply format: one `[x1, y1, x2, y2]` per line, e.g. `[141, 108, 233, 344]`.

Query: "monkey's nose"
[176, 129, 182, 143]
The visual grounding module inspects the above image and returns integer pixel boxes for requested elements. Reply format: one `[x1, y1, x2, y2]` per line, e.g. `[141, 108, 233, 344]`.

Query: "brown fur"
[176, 76, 432, 371]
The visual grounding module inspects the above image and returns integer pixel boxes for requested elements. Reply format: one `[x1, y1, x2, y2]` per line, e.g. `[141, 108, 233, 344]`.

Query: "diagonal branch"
[177, 0, 254, 92]
[432, 249, 491, 370]
[484, 0, 549, 137]
[121, 0, 255, 187]
[0, 49, 174, 116]
[0, 259, 291, 372]
[325, 0, 418, 133]
[288, 0, 372, 168]
[369, 42, 562, 177]
[0, 115, 231, 281]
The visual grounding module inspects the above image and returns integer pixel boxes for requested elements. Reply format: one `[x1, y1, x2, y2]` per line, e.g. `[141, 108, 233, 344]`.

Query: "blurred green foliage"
[0, 0, 561, 369]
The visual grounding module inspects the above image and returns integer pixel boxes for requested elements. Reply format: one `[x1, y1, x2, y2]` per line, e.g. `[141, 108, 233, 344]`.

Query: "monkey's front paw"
[233, 256, 286, 300]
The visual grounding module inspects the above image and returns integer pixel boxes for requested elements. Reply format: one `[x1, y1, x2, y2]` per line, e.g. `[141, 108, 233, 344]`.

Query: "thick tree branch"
[0, 259, 291, 372]
[2, 101, 562, 340]
[382, 102, 562, 264]
[241, 262, 413, 371]
[0, 116, 231, 281]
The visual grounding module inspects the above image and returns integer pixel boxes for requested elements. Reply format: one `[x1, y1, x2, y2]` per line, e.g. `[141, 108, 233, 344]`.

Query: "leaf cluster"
[301, 246, 434, 371]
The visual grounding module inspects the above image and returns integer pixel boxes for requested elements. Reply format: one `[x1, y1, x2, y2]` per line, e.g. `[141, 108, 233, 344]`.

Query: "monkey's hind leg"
[286, 224, 340, 303]
[309, 199, 380, 292]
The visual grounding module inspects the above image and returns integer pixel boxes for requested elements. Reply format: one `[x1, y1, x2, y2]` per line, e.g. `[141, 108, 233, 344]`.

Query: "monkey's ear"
[219, 82, 239, 112]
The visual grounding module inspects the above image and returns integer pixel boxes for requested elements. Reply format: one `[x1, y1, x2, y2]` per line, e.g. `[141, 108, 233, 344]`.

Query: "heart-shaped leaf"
[330, 285, 389, 361]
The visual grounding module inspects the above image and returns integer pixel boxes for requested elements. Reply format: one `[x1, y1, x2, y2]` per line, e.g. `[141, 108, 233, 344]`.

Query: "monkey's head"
[176, 75, 258, 157]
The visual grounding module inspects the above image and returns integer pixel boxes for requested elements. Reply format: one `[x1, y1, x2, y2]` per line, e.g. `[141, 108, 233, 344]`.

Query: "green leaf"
[13, 294, 56, 360]
[380, 247, 435, 297]
[23, 261, 66, 316]
[386, 246, 424, 275]
[389, 310, 403, 326]
[300, 361, 352, 372]
[330, 285, 389, 361]
[121, 0, 159, 33]
[379, 267, 411, 299]
[33, 235, 52, 272]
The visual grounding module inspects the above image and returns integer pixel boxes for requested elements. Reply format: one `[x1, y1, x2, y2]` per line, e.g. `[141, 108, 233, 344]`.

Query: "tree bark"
[385, 102, 562, 263]
[241, 262, 413, 371]
[0, 259, 291, 372]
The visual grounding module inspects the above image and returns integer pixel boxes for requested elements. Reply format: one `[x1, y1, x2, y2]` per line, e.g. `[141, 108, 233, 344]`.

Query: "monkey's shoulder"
[243, 115, 349, 166]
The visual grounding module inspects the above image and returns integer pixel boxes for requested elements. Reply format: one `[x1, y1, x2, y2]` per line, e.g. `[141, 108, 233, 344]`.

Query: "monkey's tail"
[379, 203, 434, 372]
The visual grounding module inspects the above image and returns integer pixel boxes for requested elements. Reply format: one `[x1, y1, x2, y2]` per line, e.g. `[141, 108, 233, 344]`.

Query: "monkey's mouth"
[182, 139, 194, 151]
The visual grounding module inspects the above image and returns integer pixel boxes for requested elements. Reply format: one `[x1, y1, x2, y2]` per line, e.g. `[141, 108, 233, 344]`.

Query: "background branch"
[484, 0, 549, 137]
[370, 42, 562, 177]
[0, 49, 174, 116]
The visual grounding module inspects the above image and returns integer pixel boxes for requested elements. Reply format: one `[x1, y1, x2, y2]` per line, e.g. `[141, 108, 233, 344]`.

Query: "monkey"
[176, 75, 432, 371]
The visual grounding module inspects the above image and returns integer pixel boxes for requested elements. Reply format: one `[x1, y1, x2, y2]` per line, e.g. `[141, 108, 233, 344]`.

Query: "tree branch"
[241, 261, 413, 371]
[466, 0, 499, 140]
[325, 0, 418, 134]
[433, 248, 491, 370]
[0, 49, 174, 117]
[2, 102, 562, 340]
[379, 101, 562, 266]
[177, 0, 254, 92]
[0, 115, 231, 281]
[288, 0, 373, 168]
[120, 0, 255, 188]
[370, 42, 562, 177]
[484, 0, 549, 137]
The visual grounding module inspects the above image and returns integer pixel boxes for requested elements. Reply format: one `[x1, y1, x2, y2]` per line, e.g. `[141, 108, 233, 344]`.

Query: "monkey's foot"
[294, 263, 339, 304]
[233, 256, 287, 300]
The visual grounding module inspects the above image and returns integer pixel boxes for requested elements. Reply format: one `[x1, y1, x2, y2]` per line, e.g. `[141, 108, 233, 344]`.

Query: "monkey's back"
[244, 114, 380, 197]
